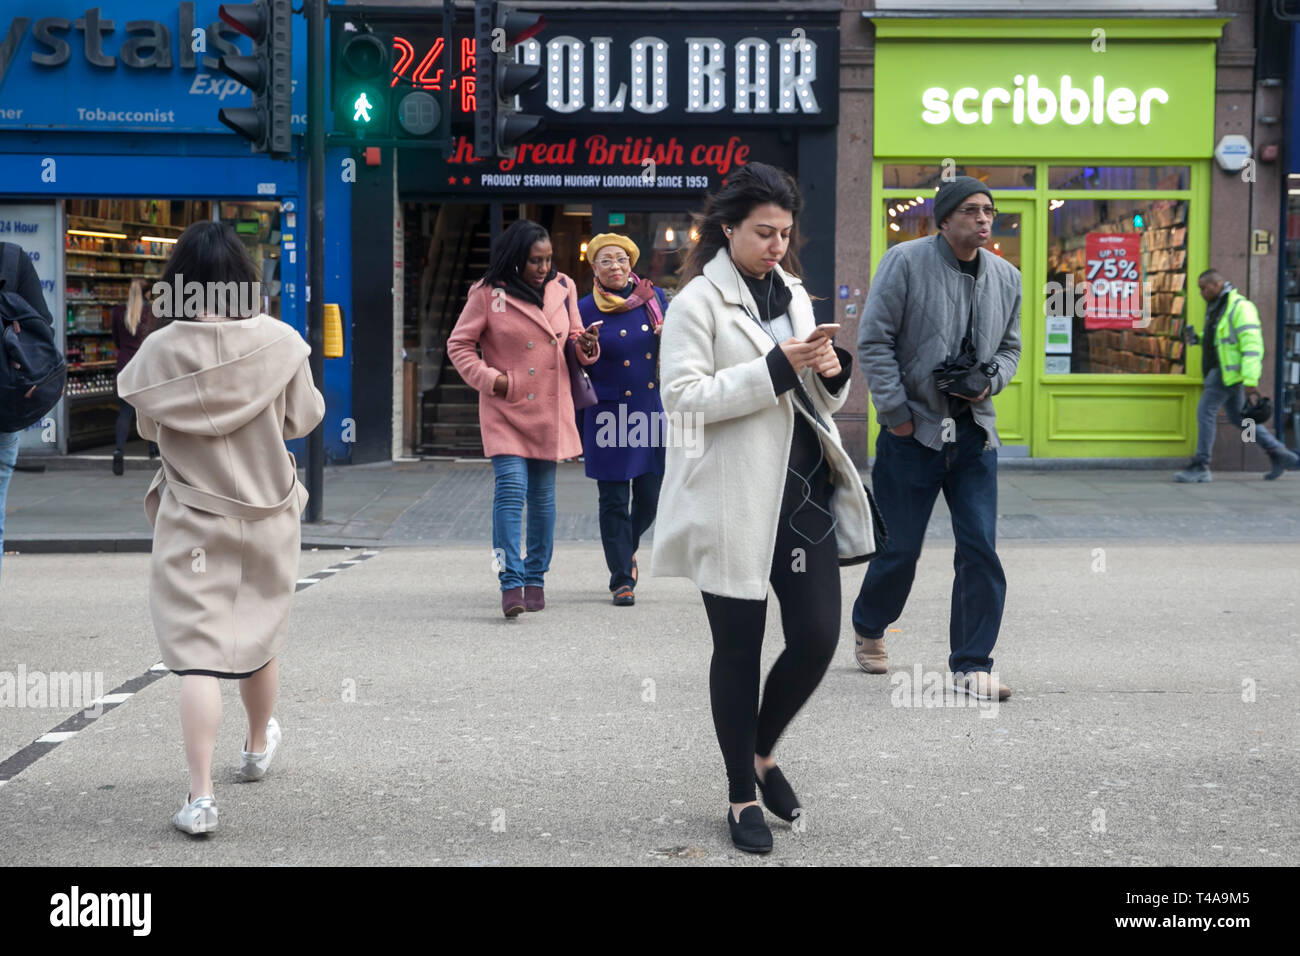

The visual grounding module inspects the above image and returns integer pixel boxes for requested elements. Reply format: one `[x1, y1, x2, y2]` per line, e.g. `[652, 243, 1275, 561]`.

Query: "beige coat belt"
[145, 453, 307, 525]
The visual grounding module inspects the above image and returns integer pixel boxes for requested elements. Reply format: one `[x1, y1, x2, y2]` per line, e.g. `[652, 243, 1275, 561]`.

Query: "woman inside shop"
[447, 219, 601, 618]
[577, 233, 666, 607]
[117, 221, 325, 836]
[110, 278, 158, 475]
[650, 162, 878, 854]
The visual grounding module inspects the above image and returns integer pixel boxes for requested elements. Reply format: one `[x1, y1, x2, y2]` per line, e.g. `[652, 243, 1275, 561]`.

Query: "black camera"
[933, 339, 997, 399]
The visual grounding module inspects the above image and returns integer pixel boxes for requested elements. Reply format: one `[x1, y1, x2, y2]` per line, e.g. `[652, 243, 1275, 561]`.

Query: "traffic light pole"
[305, 0, 325, 523]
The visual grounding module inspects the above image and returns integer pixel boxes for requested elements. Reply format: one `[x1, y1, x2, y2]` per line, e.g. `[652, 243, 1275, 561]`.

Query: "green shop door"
[987, 199, 1035, 453]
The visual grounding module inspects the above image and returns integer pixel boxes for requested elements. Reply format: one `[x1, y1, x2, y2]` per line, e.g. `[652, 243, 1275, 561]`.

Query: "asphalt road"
[1, 541, 1296, 866]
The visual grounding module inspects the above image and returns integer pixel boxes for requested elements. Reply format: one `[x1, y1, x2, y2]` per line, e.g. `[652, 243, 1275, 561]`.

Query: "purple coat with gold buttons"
[577, 289, 667, 481]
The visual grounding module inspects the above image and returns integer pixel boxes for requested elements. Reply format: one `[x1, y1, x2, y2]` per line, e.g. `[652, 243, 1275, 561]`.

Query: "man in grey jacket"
[853, 177, 1022, 701]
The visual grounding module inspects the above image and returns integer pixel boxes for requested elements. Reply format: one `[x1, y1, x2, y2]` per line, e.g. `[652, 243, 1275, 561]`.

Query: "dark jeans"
[115, 400, 158, 456]
[597, 472, 661, 591]
[852, 415, 1006, 674]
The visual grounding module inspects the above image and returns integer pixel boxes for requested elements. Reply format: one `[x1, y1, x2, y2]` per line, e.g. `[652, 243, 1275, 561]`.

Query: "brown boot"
[501, 587, 525, 618]
[854, 634, 888, 674]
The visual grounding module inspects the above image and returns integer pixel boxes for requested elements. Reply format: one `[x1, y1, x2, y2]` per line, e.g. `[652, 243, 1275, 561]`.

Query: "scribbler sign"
[1084, 233, 1143, 330]
[874, 33, 1216, 160]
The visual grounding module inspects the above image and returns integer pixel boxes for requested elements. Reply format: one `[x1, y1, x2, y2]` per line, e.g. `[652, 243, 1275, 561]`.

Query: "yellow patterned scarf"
[591, 274, 664, 327]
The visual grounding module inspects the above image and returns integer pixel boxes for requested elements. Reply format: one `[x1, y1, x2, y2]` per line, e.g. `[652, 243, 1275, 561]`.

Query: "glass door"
[987, 198, 1034, 453]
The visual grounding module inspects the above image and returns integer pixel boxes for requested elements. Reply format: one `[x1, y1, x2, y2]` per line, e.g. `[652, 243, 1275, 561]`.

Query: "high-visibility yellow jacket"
[1213, 288, 1264, 388]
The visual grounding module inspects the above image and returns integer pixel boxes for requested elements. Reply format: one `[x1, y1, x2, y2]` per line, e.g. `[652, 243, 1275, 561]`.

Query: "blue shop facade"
[0, 0, 355, 462]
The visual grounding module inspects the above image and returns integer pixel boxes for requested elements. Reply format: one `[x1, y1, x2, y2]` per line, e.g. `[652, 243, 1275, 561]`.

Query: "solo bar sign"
[379, 18, 838, 126]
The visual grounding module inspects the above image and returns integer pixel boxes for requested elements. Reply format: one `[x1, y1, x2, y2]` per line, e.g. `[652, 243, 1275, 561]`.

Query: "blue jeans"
[491, 455, 557, 591]
[852, 415, 1006, 674]
[0, 430, 19, 584]
[1195, 368, 1289, 464]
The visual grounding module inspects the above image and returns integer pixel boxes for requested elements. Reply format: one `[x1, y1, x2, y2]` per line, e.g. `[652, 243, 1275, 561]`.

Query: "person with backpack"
[116, 221, 324, 835]
[110, 278, 158, 474]
[0, 241, 62, 584]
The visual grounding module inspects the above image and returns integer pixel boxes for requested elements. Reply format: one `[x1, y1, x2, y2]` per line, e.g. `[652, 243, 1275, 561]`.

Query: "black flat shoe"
[112, 452, 124, 476]
[727, 805, 772, 854]
[755, 765, 800, 823]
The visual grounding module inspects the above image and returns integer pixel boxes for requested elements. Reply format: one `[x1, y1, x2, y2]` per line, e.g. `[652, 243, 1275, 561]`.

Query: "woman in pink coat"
[447, 220, 600, 617]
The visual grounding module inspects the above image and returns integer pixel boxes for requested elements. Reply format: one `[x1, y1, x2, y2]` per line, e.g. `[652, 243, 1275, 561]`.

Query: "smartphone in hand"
[804, 323, 841, 343]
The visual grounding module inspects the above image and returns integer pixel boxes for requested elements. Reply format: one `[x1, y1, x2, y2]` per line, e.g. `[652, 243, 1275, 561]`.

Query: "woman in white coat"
[651, 163, 878, 854]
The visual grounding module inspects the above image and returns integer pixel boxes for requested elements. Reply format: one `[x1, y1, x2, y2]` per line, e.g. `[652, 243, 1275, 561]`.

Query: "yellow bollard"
[323, 303, 344, 358]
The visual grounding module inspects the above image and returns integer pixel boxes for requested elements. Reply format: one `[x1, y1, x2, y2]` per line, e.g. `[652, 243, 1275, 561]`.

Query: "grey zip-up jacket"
[857, 234, 1022, 449]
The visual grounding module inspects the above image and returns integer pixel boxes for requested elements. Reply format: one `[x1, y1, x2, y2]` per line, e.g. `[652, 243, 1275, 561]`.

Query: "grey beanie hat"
[933, 176, 994, 229]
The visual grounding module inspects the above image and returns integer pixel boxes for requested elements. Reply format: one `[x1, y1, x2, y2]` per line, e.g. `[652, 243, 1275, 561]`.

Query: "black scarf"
[497, 270, 553, 310]
[741, 269, 793, 324]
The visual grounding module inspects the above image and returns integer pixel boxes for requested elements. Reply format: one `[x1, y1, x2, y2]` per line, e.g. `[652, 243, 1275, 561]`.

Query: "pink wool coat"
[447, 274, 599, 460]
[116, 315, 325, 678]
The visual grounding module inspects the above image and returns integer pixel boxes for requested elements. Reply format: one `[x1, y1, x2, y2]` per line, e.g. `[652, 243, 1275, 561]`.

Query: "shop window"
[882, 164, 1034, 189]
[218, 202, 282, 318]
[594, 212, 694, 297]
[1049, 166, 1189, 190]
[885, 197, 935, 247]
[1047, 198, 1188, 375]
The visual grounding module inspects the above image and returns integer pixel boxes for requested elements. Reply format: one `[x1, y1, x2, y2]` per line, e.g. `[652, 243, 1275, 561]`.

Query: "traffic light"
[474, 1, 545, 159]
[216, 0, 293, 158]
[333, 24, 391, 138]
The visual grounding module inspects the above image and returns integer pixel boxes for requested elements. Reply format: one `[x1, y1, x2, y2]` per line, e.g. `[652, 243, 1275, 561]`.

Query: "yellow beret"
[587, 233, 639, 268]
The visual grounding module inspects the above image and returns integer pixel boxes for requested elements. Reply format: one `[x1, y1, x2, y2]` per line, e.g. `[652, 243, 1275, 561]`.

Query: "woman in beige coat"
[117, 221, 324, 836]
[650, 164, 877, 854]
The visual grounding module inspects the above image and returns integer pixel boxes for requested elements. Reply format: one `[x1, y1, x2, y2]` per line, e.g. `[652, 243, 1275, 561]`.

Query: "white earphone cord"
[726, 252, 839, 547]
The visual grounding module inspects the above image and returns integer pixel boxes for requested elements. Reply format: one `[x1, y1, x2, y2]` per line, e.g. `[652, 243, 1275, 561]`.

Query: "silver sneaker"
[173, 794, 218, 835]
[239, 716, 281, 782]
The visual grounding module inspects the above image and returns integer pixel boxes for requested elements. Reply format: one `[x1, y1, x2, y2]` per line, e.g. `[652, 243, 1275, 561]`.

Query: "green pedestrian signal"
[333, 28, 391, 137]
[353, 91, 375, 124]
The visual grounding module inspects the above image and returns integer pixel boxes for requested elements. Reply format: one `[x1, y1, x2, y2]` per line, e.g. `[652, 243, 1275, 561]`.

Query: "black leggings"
[702, 417, 842, 803]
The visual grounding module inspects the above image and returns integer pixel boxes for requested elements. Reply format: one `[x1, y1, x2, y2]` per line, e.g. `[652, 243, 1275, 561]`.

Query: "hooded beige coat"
[116, 314, 325, 678]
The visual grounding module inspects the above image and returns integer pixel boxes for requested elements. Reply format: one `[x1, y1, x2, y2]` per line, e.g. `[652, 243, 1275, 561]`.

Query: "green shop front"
[869, 19, 1224, 458]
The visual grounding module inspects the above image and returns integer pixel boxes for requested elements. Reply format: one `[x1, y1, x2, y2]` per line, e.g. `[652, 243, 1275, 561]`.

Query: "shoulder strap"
[961, 275, 977, 347]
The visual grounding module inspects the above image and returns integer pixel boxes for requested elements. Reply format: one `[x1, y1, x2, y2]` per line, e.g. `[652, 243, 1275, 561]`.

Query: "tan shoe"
[854, 634, 888, 674]
[953, 671, 1011, 701]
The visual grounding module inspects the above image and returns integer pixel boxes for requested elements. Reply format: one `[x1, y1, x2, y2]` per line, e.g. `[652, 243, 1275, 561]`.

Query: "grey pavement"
[0, 541, 1297, 866]
[6, 455, 1300, 552]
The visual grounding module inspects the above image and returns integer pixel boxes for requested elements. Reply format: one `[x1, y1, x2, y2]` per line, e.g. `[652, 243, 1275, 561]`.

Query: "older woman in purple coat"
[577, 234, 667, 606]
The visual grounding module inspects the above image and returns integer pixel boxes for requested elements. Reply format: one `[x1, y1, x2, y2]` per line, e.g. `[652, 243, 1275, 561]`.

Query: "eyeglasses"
[594, 256, 630, 268]
[957, 204, 997, 219]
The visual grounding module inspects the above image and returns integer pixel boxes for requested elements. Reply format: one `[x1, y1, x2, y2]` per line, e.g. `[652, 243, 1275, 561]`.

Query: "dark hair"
[1198, 268, 1224, 283]
[156, 221, 260, 323]
[483, 219, 555, 288]
[678, 162, 807, 286]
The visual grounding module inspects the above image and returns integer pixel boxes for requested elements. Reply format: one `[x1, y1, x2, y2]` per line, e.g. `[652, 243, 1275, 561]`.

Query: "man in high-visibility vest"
[1176, 269, 1299, 482]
